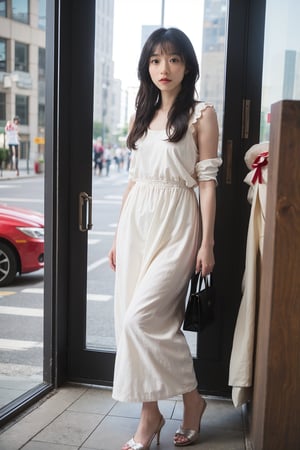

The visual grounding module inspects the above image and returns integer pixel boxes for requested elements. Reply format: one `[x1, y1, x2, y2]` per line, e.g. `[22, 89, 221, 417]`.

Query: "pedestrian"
[108, 27, 222, 450]
[114, 146, 122, 172]
[104, 144, 112, 176]
[5, 116, 20, 175]
[93, 137, 104, 175]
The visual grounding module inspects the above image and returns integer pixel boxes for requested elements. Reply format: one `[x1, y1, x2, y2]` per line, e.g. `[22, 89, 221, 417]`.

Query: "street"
[0, 168, 127, 401]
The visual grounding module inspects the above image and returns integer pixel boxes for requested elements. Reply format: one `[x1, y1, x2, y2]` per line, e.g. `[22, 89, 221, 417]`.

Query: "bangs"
[151, 41, 183, 58]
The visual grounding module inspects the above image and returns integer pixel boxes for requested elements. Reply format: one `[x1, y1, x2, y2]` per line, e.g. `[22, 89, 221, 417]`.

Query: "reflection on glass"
[86, 0, 227, 356]
[0, 0, 45, 414]
[260, 0, 300, 141]
[0, 0, 6, 17]
[38, 0, 46, 30]
[12, 0, 29, 24]
[0, 38, 6, 71]
[15, 41, 29, 72]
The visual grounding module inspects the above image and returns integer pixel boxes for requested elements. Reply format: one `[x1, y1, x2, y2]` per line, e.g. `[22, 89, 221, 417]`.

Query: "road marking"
[89, 231, 114, 236]
[87, 294, 112, 302]
[104, 195, 122, 200]
[20, 287, 111, 301]
[0, 197, 43, 203]
[0, 291, 15, 297]
[0, 306, 43, 317]
[22, 288, 44, 294]
[87, 256, 108, 272]
[93, 199, 121, 205]
[88, 238, 101, 245]
[0, 339, 43, 351]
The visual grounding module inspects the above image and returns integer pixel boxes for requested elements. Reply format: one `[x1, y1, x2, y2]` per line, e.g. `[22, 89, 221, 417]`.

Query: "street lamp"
[161, 0, 165, 26]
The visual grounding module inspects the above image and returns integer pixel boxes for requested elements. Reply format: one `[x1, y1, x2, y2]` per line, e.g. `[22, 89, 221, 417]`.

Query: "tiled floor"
[0, 384, 245, 450]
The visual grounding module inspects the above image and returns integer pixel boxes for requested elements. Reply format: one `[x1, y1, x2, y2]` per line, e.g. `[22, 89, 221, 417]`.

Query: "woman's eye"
[170, 57, 180, 63]
[150, 58, 159, 64]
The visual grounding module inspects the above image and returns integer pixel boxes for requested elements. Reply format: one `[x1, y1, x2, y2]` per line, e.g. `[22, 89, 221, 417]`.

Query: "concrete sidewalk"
[0, 160, 42, 181]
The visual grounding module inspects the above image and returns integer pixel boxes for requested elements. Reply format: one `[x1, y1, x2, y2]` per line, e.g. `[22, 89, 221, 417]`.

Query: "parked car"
[0, 204, 44, 287]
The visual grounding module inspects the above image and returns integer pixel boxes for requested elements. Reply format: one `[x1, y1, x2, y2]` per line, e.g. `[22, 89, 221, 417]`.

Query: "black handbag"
[183, 272, 215, 332]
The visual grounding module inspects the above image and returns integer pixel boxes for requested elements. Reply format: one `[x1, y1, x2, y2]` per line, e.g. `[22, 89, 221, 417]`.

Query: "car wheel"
[0, 242, 18, 287]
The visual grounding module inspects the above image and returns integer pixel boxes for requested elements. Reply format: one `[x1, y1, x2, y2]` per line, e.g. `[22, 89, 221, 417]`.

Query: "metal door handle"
[79, 192, 93, 232]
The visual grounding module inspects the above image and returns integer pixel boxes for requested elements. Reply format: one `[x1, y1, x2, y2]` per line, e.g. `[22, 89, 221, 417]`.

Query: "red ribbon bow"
[251, 151, 269, 184]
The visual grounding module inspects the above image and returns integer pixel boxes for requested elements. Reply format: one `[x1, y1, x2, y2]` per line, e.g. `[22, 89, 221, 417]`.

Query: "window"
[38, 47, 45, 79]
[16, 94, 29, 124]
[0, 92, 5, 121]
[15, 42, 29, 72]
[0, 0, 6, 17]
[12, 0, 29, 24]
[260, 0, 300, 141]
[38, 103, 45, 127]
[38, 47, 46, 126]
[0, 38, 6, 72]
[38, 0, 46, 29]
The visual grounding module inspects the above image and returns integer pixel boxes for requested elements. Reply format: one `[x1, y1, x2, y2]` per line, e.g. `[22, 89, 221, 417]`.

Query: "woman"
[108, 27, 221, 449]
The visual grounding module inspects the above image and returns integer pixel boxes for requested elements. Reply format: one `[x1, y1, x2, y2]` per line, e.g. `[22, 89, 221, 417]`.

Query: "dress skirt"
[112, 179, 200, 402]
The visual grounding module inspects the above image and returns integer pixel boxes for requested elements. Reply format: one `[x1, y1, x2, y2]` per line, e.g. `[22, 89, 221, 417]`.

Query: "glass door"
[0, 0, 49, 420]
[68, 0, 229, 388]
[67, 0, 267, 395]
[260, 0, 300, 141]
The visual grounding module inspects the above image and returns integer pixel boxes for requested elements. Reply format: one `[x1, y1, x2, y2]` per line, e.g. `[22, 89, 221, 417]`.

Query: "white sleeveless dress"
[112, 102, 220, 402]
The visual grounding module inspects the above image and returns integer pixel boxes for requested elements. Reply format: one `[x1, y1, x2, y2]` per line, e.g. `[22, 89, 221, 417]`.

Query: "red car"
[0, 204, 44, 286]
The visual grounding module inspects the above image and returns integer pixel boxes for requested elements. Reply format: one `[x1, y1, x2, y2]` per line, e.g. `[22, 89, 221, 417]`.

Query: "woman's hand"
[108, 241, 117, 271]
[195, 244, 215, 276]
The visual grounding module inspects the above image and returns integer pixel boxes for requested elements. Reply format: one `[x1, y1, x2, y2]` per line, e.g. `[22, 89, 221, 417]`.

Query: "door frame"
[0, 0, 268, 427]
[53, 0, 265, 396]
[64, 0, 267, 395]
[63, 0, 116, 384]
[194, 0, 267, 394]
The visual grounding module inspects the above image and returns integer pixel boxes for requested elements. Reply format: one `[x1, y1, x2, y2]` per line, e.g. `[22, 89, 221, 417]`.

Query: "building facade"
[0, 0, 46, 165]
[93, 0, 121, 145]
[200, 0, 227, 139]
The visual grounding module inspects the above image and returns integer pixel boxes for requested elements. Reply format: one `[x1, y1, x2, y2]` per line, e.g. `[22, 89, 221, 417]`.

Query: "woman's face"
[148, 44, 186, 95]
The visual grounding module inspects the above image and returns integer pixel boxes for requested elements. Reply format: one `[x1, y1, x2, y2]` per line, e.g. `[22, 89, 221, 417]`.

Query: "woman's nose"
[160, 59, 169, 74]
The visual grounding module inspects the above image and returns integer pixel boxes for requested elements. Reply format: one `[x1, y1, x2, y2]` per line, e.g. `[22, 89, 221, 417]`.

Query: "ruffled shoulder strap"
[190, 102, 214, 126]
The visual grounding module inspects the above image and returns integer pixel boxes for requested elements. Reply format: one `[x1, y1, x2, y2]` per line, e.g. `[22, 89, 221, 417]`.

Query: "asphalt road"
[0, 168, 128, 403]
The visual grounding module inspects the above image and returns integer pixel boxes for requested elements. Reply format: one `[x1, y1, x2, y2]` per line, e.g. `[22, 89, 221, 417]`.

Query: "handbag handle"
[191, 272, 212, 294]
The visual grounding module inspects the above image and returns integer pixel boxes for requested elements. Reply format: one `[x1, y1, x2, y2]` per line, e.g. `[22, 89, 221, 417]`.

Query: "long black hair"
[127, 27, 200, 150]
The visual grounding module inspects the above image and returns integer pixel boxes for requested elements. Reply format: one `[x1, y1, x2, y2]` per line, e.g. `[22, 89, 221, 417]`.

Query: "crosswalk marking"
[89, 230, 115, 235]
[0, 197, 43, 203]
[0, 339, 43, 351]
[22, 288, 44, 294]
[1, 289, 112, 302]
[93, 199, 121, 204]
[104, 195, 122, 200]
[88, 238, 101, 245]
[0, 306, 43, 317]
[87, 294, 112, 302]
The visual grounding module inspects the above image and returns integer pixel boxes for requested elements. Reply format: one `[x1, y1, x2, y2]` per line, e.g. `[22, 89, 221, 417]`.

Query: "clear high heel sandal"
[173, 399, 207, 447]
[122, 415, 165, 450]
